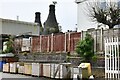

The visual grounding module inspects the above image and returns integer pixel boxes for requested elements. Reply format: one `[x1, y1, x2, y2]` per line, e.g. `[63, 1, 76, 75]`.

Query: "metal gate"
[105, 37, 120, 79]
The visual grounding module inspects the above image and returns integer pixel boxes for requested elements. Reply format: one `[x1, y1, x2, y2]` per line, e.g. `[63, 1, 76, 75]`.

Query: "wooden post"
[68, 32, 71, 52]
[51, 33, 54, 52]
[47, 36, 50, 52]
[40, 35, 42, 52]
[81, 30, 83, 40]
[100, 28, 103, 52]
[64, 32, 67, 52]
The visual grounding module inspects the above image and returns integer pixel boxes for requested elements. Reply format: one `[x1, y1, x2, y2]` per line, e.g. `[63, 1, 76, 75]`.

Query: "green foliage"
[76, 33, 94, 62]
[0, 51, 5, 54]
[44, 26, 60, 35]
[92, 55, 97, 62]
[66, 52, 70, 62]
[4, 37, 14, 53]
[21, 52, 28, 56]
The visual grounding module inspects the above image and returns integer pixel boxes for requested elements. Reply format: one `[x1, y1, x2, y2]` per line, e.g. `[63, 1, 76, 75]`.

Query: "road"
[0, 72, 55, 80]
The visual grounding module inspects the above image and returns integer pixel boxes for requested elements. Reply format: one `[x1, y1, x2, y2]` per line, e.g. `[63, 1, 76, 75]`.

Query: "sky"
[0, 0, 77, 32]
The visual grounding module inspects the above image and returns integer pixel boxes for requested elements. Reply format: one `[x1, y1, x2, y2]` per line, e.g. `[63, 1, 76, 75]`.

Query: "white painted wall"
[22, 37, 31, 52]
[0, 18, 39, 36]
[0, 19, 2, 34]
[75, 0, 99, 32]
[3, 41, 7, 52]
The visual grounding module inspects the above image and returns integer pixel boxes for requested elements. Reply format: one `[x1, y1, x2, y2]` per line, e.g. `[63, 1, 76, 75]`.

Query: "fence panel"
[31, 32, 81, 53]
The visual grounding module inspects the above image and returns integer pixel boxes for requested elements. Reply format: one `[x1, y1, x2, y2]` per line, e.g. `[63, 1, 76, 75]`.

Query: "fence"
[105, 37, 120, 79]
[81, 28, 120, 55]
[32, 32, 81, 53]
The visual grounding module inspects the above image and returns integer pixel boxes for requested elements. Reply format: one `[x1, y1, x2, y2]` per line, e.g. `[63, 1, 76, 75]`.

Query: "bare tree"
[87, 1, 120, 29]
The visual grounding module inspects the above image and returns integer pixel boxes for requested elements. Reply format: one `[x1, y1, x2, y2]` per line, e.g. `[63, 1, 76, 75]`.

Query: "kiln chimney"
[44, 4, 59, 34]
[35, 12, 43, 35]
[35, 12, 42, 27]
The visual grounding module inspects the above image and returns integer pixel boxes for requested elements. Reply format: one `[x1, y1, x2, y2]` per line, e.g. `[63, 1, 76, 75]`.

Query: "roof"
[15, 34, 39, 38]
[0, 53, 14, 57]
[0, 18, 38, 26]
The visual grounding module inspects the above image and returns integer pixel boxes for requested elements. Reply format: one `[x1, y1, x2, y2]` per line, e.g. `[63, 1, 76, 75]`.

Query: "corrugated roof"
[0, 53, 14, 57]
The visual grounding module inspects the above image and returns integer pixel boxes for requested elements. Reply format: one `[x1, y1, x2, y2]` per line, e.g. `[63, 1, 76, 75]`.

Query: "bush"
[76, 33, 94, 62]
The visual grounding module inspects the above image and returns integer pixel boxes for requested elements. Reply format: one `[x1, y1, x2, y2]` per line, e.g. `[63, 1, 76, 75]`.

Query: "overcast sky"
[1, 0, 77, 32]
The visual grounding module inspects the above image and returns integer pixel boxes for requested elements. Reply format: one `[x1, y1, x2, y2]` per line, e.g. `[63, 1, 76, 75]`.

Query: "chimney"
[17, 16, 19, 21]
[44, 4, 59, 34]
[35, 12, 42, 27]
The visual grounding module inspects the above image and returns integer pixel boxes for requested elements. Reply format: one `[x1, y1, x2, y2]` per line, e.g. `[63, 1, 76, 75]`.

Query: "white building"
[0, 18, 40, 52]
[0, 18, 39, 36]
[75, 0, 120, 31]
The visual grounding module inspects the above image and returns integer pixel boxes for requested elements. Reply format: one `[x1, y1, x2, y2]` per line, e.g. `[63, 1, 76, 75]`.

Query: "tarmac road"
[0, 72, 55, 80]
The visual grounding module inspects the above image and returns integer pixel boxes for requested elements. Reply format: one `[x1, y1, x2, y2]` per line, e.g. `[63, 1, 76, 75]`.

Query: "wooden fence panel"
[31, 32, 81, 53]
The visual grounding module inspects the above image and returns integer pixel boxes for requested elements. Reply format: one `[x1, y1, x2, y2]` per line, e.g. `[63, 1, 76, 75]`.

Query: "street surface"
[0, 72, 55, 80]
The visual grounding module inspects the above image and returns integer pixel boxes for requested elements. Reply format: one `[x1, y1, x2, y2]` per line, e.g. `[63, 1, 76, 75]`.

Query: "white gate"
[105, 37, 120, 79]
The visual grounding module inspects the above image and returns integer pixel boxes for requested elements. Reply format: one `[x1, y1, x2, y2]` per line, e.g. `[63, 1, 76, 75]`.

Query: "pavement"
[0, 72, 55, 80]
